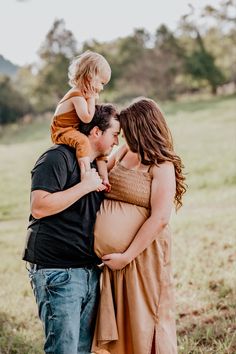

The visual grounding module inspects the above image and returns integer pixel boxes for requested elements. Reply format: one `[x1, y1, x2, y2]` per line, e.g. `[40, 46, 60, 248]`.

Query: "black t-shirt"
[22, 145, 104, 268]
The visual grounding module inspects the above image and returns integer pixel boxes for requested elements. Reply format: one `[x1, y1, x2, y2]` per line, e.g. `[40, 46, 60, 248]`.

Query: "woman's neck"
[121, 151, 145, 171]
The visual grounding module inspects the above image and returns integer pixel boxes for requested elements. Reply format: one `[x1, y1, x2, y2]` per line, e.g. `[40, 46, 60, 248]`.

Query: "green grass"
[0, 95, 235, 353]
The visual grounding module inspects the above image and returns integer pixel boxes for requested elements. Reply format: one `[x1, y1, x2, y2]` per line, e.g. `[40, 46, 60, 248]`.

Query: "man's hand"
[102, 253, 130, 271]
[80, 162, 105, 192]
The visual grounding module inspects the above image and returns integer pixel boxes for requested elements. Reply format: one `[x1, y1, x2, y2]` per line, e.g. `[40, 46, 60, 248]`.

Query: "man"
[22, 104, 120, 354]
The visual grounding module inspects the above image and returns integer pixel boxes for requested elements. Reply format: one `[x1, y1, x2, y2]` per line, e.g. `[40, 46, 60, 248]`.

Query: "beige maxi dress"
[92, 158, 177, 354]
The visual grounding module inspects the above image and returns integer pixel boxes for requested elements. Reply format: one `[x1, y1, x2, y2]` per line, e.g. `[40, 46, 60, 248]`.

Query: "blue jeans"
[28, 266, 101, 354]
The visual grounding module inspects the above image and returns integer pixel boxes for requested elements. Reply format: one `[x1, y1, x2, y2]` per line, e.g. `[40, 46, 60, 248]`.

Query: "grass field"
[0, 95, 235, 353]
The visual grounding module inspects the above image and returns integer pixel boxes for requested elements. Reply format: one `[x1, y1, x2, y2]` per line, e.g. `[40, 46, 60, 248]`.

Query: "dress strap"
[115, 145, 129, 165]
[59, 91, 82, 104]
[117, 146, 152, 174]
[147, 164, 153, 173]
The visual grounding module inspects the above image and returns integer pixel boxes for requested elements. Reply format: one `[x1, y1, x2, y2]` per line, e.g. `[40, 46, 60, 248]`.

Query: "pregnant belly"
[94, 199, 149, 257]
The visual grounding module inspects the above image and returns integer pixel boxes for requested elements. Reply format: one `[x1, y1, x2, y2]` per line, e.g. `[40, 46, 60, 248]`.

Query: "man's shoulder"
[40, 145, 76, 161]
[48, 144, 75, 156]
[34, 145, 76, 170]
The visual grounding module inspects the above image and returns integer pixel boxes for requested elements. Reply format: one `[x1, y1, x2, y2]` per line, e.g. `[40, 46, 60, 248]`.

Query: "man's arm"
[31, 166, 103, 219]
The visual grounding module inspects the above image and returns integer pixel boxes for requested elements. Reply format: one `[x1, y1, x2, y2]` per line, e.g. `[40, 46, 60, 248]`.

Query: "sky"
[0, 0, 218, 66]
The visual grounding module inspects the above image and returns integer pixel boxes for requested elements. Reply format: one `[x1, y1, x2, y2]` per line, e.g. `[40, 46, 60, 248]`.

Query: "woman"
[92, 98, 186, 354]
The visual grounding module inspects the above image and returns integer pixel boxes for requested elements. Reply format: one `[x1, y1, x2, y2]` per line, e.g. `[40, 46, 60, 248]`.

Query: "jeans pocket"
[43, 269, 71, 288]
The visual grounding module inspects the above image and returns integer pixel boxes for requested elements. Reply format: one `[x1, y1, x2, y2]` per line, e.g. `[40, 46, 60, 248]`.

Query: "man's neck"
[88, 140, 100, 162]
[89, 151, 99, 162]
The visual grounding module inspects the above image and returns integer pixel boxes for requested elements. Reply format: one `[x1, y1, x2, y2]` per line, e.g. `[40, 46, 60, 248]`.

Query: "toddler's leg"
[51, 128, 92, 170]
[78, 156, 91, 173]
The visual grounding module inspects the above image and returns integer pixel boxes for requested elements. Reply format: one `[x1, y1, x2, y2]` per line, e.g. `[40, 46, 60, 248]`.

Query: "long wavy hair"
[119, 98, 187, 210]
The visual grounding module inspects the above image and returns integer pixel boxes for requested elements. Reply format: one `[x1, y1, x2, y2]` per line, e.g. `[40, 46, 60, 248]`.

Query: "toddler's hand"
[86, 92, 99, 100]
[102, 178, 111, 193]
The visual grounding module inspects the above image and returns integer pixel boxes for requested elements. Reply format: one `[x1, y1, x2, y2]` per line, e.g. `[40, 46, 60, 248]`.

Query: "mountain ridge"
[0, 54, 20, 77]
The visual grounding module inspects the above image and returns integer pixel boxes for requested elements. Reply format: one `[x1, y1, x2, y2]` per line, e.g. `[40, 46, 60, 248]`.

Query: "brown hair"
[68, 50, 111, 96]
[80, 104, 119, 136]
[119, 98, 187, 209]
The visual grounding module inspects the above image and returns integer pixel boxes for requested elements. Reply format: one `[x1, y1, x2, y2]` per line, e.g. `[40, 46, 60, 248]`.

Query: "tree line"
[0, 0, 235, 125]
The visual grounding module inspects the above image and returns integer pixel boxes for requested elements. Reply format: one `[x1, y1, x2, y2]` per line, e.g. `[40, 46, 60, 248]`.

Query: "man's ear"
[90, 126, 102, 137]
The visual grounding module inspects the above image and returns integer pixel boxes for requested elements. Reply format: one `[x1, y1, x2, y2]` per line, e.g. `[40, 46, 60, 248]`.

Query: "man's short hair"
[79, 104, 119, 136]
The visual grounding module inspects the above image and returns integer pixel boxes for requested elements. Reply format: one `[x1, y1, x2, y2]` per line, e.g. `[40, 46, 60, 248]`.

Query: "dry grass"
[0, 95, 235, 353]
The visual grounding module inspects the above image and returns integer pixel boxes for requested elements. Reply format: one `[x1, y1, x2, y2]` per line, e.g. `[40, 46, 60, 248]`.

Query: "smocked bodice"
[94, 162, 152, 257]
[105, 162, 152, 208]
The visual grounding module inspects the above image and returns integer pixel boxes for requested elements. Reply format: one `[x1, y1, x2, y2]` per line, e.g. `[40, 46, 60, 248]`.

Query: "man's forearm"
[31, 181, 91, 219]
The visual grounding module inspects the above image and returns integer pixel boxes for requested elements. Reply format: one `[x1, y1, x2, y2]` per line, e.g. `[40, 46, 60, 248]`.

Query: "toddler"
[51, 50, 111, 190]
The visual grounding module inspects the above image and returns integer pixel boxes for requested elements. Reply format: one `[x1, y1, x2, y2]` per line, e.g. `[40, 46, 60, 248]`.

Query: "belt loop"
[25, 261, 31, 271]
[25, 262, 37, 272]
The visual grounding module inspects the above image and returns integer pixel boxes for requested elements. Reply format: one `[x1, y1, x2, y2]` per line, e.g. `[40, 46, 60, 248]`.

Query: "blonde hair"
[68, 50, 111, 96]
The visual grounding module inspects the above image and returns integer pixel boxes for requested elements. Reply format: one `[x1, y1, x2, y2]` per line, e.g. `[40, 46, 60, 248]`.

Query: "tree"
[151, 25, 186, 99]
[185, 30, 225, 94]
[34, 19, 78, 112]
[0, 76, 32, 125]
[202, 0, 236, 88]
[38, 19, 77, 62]
[110, 28, 154, 102]
[14, 65, 38, 107]
[202, 0, 236, 26]
[178, 6, 225, 94]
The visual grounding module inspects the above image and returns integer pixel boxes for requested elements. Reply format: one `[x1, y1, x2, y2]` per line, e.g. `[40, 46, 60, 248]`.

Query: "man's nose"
[115, 136, 119, 145]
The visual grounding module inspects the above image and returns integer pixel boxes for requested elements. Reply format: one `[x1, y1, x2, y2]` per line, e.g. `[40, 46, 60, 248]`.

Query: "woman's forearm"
[124, 163, 175, 263]
[123, 215, 169, 263]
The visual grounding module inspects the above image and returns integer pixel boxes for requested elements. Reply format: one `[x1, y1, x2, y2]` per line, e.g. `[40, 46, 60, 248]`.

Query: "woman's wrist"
[122, 251, 133, 266]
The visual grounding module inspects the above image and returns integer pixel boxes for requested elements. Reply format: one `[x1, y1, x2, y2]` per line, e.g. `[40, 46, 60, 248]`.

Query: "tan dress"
[92, 160, 177, 354]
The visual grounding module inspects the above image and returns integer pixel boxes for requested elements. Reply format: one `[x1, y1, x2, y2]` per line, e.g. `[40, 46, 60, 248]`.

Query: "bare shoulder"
[107, 144, 128, 171]
[117, 144, 128, 157]
[151, 161, 175, 179]
[110, 144, 127, 160]
[71, 96, 86, 104]
[70, 88, 83, 95]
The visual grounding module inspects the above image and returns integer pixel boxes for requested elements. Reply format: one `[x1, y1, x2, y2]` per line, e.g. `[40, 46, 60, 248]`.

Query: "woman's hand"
[102, 253, 130, 271]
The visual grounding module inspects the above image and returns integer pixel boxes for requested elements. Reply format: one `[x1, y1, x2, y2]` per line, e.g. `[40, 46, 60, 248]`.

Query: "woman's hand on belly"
[102, 252, 131, 271]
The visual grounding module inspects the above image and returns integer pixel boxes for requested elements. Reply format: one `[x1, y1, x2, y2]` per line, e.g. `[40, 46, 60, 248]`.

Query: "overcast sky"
[0, 0, 217, 66]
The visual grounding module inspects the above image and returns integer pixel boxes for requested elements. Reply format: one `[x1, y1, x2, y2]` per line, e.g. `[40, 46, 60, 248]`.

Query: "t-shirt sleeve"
[31, 149, 69, 193]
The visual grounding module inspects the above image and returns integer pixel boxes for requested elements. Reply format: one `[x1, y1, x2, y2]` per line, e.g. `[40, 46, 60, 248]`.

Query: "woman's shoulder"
[150, 161, 174, 178]
[107, 144, 128, 171]
[116, 144, 129, 160]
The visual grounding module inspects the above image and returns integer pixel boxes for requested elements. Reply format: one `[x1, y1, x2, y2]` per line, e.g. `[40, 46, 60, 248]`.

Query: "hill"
[0, 54, 19, 77]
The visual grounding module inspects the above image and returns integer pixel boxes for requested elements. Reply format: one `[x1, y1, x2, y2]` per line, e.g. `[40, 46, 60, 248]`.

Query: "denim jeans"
[28, 266, 101, 354]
